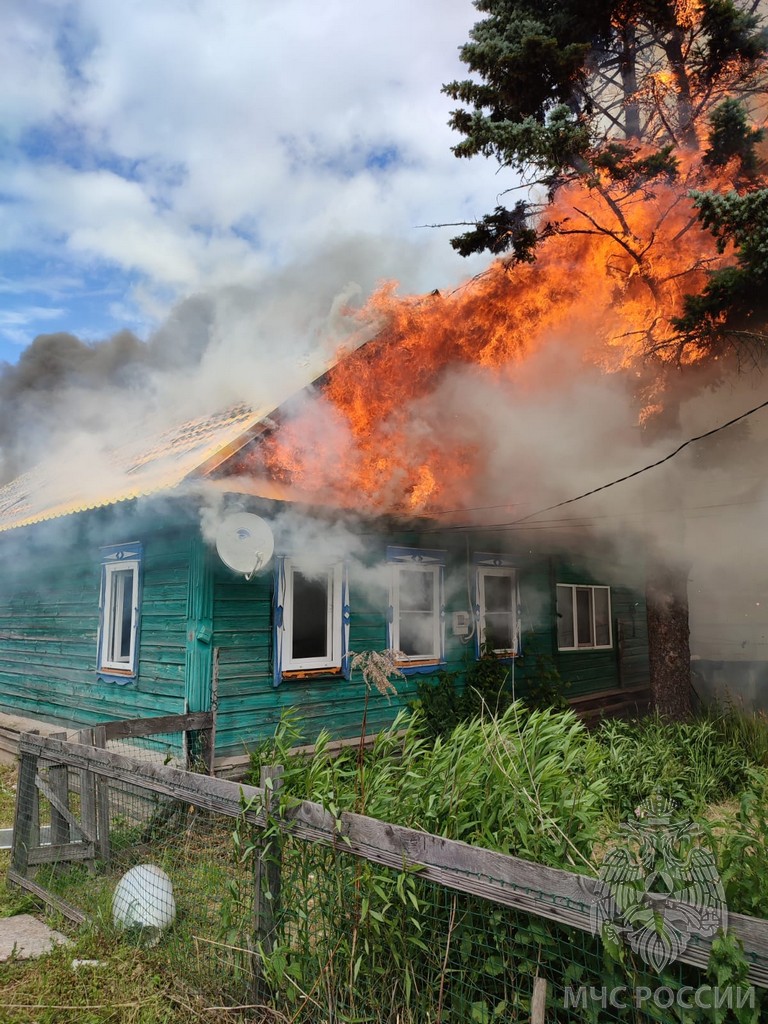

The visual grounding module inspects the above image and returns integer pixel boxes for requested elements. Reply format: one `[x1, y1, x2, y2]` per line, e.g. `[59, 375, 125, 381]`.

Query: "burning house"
[0, 331, 653, 770]
[2, 176, 767, 762]
[2, 0, 766, 763]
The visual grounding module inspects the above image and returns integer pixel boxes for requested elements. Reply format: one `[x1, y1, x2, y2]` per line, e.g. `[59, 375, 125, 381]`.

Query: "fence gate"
[8, 712, 215, 921]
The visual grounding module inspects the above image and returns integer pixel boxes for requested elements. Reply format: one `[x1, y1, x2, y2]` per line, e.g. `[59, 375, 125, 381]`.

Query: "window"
[273, 557, 349, 683]
[388, 547, 445, 665]
[476, 557, 519, 656]
[557, 584, 612, 650]
[98, 543, 142, 679]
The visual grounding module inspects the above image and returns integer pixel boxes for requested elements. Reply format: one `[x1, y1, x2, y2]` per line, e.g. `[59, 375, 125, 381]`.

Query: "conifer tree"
[444, 0, 768, 718]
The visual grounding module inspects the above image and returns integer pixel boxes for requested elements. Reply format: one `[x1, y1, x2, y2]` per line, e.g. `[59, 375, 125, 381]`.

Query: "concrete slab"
[0, 914, 71, 961]
[0, 712, 79, 764]
[0, 826, 51, 850]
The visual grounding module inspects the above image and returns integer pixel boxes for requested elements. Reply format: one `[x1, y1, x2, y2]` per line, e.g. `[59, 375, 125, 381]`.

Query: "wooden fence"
[8, 712, 213, 917]
[9, 729, 768, 990]
[100, 709, 215, 772]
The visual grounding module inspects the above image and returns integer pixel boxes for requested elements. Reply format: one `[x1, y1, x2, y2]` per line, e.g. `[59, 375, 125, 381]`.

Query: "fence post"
[77, 727, 98, 871]
[252, 764, 284, 988]
[207, 647, 219, 776]
[48, 731, 71, 846]
[93, 725, 111, 864]
[531, 976, 547, 1024]
[10, 738, 40, 878]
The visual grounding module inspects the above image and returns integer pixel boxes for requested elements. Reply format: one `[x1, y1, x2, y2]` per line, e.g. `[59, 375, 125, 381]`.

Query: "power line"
[410, 395, 768, 532]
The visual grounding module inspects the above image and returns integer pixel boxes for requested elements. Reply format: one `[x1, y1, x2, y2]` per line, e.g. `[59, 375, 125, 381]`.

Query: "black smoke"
[0, 294, 220, 484]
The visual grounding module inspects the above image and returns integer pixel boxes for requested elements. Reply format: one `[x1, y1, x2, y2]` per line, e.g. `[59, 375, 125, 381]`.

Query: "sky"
[0, 0, 504, 366]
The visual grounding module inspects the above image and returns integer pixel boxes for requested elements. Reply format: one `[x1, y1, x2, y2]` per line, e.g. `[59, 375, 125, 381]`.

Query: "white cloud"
[0, 0, 506, 327]
[0, 3, 70, 140]
[0, 304, 66, 345]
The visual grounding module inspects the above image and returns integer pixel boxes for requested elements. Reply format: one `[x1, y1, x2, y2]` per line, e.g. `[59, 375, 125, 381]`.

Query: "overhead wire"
[404, 394, 768, 534]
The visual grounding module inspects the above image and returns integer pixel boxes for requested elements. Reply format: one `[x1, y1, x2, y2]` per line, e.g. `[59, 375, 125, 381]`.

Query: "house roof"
[0, 352, 338, 533]
[0, 404, 266, 533]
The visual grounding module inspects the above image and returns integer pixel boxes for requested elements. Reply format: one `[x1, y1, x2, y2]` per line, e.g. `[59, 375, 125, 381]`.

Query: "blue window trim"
[97, 541, 143, 685]
[273, 555, 350, 687]
[387, 546, 446, 671]
[387, 545, 446, 565]
[397, 661, 447, 677]
[473, 553, 521, 660]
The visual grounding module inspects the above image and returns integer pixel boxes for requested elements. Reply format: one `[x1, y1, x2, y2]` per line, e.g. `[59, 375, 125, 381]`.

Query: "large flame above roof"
[234, 154, 738, 515]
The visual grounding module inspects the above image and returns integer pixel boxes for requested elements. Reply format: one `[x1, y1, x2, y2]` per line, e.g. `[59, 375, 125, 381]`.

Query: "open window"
[387, 547, 445, 668]
[273, 557, 349, 684]
[475, 555, 519, 657]
[98, 542, 142, 681]
[556, 584, 612, 651]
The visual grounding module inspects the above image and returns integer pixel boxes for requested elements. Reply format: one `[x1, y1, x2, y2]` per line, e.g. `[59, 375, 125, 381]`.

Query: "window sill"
[557, 647, 613, 654]
[281, 667, 345, 682]
[97, 669, 137, 686]
[395, 660, 446, 676]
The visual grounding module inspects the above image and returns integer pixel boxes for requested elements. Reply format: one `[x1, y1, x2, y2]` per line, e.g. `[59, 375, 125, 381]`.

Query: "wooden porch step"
[568, 685, 652, 724]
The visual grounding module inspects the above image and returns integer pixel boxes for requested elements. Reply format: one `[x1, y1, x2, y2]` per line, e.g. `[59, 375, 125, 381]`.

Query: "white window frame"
[98, 544, 142, 678]
[387, 547, 446, 665]
[477, 566, 519, 656]
[556, 584, 613, 651]
[281, 559, 344, 673]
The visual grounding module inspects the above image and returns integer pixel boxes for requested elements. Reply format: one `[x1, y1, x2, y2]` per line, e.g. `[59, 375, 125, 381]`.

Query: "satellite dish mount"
[214, 513, 275, 580]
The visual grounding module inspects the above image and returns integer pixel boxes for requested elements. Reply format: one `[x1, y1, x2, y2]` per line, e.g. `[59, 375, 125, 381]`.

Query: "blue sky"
[0, 0, 503, 366]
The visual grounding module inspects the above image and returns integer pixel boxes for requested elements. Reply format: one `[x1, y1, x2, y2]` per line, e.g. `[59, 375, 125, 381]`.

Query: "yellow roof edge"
[0, 482, 183, 534]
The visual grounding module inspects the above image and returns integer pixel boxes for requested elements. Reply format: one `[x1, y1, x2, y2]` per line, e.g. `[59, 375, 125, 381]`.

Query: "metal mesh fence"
[9, 738, 768, 1023]
[255, 833, 768, 1023]
[104, 731, 186, 766]
[16, 754, 256, 1005]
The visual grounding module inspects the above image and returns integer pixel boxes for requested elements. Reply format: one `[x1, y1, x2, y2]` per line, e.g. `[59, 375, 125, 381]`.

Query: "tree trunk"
[646, 561, 692, 720]
[664, 28, 698, 149]
[619, 23, 641, 140]
[643, 393, 693, 720]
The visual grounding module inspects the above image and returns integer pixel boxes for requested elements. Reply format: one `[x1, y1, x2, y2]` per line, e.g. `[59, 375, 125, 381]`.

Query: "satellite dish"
[113, 864, 176, 946]
[215, 512, 274, 580]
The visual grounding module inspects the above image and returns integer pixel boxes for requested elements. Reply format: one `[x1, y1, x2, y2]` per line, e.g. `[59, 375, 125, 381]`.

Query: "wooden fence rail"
[11, 730, 768, 989]
[101, 710, 215, 773]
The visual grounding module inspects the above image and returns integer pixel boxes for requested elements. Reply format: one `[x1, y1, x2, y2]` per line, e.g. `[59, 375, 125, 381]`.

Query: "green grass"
[2, 701, 768, 1022]
[0, 761, 17, 827]
[0, 852, 252, 1024]
[0, 797, 260, 1024]
[0, 921, 229, 1024]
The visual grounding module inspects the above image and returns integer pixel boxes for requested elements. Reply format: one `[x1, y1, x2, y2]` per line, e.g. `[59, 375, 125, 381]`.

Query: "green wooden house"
[0, 402, 650, 772]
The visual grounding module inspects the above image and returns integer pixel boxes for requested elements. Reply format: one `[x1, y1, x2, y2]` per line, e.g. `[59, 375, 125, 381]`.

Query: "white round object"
[215, 512, 274, 576]
[113, 864, 176, 932]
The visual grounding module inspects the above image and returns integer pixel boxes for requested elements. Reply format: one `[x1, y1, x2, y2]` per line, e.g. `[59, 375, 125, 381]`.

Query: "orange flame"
[238, 153, 754, 514]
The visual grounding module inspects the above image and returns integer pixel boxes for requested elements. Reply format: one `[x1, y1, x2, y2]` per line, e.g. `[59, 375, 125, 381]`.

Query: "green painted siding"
[0, 502, 649, 757]
[211, 528, 650, 757]
[211, 554, 421, 755]
[551, 558, 650, 695]
[0, 507, 193, 730]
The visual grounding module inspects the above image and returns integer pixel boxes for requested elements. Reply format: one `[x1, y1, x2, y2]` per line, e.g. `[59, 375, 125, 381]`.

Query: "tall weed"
[244, 703, 768, 1021]
[250, 702, 607, 869]
[595, 714, 751, 816]
[702, 772, 768, 919]
[700, 699, 768, 767]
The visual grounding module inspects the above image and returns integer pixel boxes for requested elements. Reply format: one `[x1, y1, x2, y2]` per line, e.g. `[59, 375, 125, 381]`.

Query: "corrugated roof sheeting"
[0, 350, 344, 533]
[0, 404, 262, 533]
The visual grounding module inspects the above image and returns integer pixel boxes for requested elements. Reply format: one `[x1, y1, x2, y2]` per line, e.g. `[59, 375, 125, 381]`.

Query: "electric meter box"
[452, 611, 471, 636]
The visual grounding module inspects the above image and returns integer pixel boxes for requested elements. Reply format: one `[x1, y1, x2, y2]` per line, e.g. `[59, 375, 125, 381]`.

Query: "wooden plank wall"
[553, 561, 650, 696]
[211, 528, 650, 757]
[212, 553, 420, 755]
[0, 511, 192, 730]
[0, 506, 650, 761]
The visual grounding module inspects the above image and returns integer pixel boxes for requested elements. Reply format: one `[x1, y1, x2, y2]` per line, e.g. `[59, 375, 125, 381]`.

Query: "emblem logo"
[590, 797, 727, 971]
